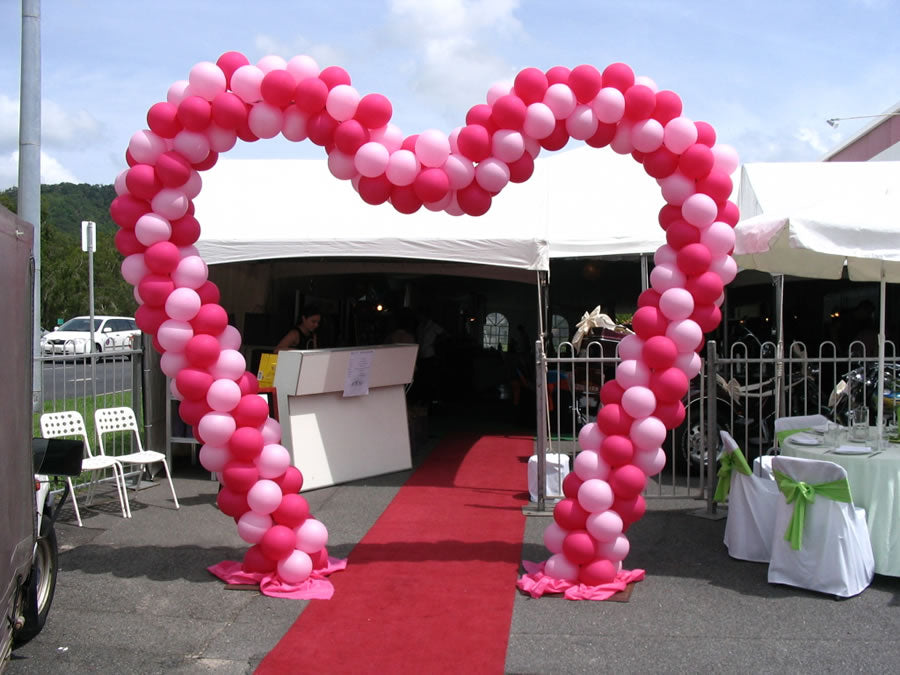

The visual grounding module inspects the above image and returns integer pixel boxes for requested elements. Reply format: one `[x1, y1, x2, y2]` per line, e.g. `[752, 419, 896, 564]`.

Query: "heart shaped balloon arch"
[110, 51, 739, 598]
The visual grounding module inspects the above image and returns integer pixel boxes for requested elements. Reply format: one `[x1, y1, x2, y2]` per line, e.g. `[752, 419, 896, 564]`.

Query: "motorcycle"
[828, 361, 900, 429]
[10, 437, 83, 648]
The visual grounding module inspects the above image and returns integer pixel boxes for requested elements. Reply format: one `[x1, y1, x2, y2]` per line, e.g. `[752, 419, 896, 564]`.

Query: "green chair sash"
[773, 470, 852, 550]
[713, 446, 752, 503]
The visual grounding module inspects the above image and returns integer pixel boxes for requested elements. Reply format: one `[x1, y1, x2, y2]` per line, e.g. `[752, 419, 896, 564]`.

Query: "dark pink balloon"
[147, 101, 182, 138]
[652, 90, 682, 124]
[624, 84, 656, 120]
[294, 77, 329, 115]
[125, 164, 161, 201]
[457, 124, 491, 162]
[260, 69, 296, 108]
[695, 121, 716, 147]
[237, 371, 259, 396]
[508, 152, 535, 183]
[643, 147, 680, 179]
[553, 497, 589, 531]
[169, 214, 201, 247]
[562, 472, 584, 500]
[601, 62, 635, 92]
[456, 183, 492, 216]
[686, 272, 725, 306]
[540, 119, 570, 151]
[580, 558, 618, 585]
[228, 426, 264, 461]
[185, 333, 222, 369]
[135, 304, 168, 334]
[114, 229, 144, 257]
[177, 95, 212, 132]
[192, 150, 219, 172]
[144, 241, 181, 275]
[718, 200, 740, 226]
[260, 525, 296, 561]
[401, 134, 418, 152]
[334, 119, 369, 154]
[654, 400, 686, 429]
[678, 143, 714, 180]
[666, 219, 702, 250]
[563, 530, 596, 565]
[233, 394, 269, 428]
[568, 64, 603, 103]
[355, 93, 392, 129]
[413, 167, 450, 204]
[358, 175, 393, 205]
[178, 398, 212, 427]
[216, 51, 250, 88]
[596, 403, 633, 436]
[643, 335, 678, 370]
[211, 92, 249, 129]
[697, 170, 734, 204]
[544, 65, 571, 85]
[600, 434, 634, 467]
[609, 465, 646, 499]
[109, 194, 150, 229]
[222, 460, 259, 494]
[155, 151, 192, 188]
[690, 302, 723, 333]
[491, 94, 527, 130]
[217, 486, 250, 519]
[390, 186, 423, 214]
[242, 544, 276, 573]
[176, 368, 215, 401]
[192, 303, 228, 336]
[650, 367, 689, 402]
[272, 493, 310, 528]
[513, 67, 549, 105]
[657, 204, 682, 229]
[306, 110, 338, 146]
[632, 306, 669, 339]
[196, 280, 221, 305]
[465, 104, 496, 132]
[276, 466, 304, 495]
[600, 379, 625, 405]
[613, 494, 646, 527]
[676, 243, 712, 276]
[318, 65, 351, 90]
[637, 288, 661, 309]
[137, 275, 174, 307]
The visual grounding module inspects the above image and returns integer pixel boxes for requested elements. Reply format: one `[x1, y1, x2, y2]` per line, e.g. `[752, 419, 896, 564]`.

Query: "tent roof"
[735, 161, 900, 281]
[193, 146, 671, 275]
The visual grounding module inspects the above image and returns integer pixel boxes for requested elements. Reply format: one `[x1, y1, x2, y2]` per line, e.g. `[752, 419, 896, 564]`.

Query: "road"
[39, 356, 137, 402]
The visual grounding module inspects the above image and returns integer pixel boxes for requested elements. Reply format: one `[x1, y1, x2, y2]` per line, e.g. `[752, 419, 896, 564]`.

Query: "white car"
[40, 316, 140, 356]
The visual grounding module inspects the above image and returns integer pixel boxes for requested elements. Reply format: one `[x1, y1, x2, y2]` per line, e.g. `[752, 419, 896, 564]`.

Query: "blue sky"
[1, 0, 898, 190]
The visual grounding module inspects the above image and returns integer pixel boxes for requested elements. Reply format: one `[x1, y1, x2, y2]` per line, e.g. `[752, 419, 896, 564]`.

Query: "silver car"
[40, 316, 140, 356]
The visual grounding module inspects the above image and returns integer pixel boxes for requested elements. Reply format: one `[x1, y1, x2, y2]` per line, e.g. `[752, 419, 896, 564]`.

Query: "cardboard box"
[257, 352, 278, 388]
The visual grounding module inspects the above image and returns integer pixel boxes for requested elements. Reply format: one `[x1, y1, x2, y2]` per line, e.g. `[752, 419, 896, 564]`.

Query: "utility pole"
[19, 0, 42, 411]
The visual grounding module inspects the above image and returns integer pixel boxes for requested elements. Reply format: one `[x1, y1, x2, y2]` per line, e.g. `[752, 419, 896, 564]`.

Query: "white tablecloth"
[783, 430, 900, 577]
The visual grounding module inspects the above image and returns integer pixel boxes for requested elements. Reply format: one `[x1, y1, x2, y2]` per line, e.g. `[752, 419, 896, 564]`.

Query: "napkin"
[833, 445, 872, 455]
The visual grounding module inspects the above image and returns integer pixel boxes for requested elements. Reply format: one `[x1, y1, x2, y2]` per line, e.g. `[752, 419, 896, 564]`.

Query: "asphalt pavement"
[8, 411, 900, 674]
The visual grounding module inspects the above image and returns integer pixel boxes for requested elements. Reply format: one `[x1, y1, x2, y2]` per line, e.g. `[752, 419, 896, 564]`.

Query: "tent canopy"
[192, 146, 670, 278]
[735, 161, 900, 282]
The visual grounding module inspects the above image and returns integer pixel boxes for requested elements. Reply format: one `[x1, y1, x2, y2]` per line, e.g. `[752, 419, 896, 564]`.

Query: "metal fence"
[534, 337, 899, 511]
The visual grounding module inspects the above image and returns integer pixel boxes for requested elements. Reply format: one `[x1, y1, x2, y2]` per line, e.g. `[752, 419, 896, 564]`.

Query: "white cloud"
[794, 127, 830, 155]
[254, 34, 344, 70]
[0, 94, 103, 154]
[0, 149, 80, 191]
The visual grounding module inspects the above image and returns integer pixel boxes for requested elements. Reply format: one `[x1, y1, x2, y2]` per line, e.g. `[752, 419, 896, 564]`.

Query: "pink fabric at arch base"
[208, 557, 347, 600]
[517, 560, 645, 600]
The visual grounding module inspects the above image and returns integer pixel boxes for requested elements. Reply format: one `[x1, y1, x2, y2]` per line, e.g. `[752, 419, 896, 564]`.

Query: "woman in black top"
[274, 305, 321, 352]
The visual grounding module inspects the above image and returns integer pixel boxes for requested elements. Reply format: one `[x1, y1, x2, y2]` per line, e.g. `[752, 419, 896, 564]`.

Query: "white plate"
[811, 423, 829, 433]
[790, 433, 822, 446]
[833, 445, 872, 455]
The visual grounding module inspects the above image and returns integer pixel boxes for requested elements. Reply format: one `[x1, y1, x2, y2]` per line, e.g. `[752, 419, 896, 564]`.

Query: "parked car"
[40, 316, 140, 356]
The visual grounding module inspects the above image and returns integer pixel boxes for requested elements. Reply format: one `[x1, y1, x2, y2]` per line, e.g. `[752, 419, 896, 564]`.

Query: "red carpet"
[256, 433, 531, 674]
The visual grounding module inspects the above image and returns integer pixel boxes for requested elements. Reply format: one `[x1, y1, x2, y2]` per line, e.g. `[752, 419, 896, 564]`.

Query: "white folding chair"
[716, 430, 780, 563]
[40, 411, 130, 527]
[768, 455, 874, 598]
[756, 413, 832, 479]
[94, 406, 180, 512]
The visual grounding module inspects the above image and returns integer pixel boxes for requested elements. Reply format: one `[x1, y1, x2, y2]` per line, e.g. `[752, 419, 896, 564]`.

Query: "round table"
[782, 428, 900, 577]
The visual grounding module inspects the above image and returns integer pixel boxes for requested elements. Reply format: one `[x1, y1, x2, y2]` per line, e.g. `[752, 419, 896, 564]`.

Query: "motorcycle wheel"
[12, 513, 59, 648]
[674, 398, 724, 473]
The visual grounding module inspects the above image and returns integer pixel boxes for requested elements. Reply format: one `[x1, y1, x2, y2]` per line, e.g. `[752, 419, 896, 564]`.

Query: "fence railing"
[534, 337, 899, 510]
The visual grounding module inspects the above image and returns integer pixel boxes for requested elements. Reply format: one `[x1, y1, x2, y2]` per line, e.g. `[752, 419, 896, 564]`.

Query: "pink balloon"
[700, 221, 736, 257]
[573, 448, 610, 481]
[207, 378, 242, 412]
[369, 123, 403, 152]
[632, 447, 667, 476]
[286, 55, 319, 82]
[475, 158, 510, 193]
[198, 444, 230, 473]
[327, 150, 358, 181]
[659, 171, 696, 206]
[150, 188, 189, 221]
[710, 255, 738, 284]
[630, 416, 667, 451]
[247, 102, 284, 138]
[544, 552, 579, 581]
[443, 153, 475, 190]
[666, 318, 703, 352]
[230, 64, 264, 103]
[592, 87, 625, 124]
[609, 121, 634, 155]
[157, 319, 194, 351]
[649, 262, 686, 294]
[256, 54, 287, 73]
[159, 350, 187, 378]
[237, 511, 273, 544]
[595, 533, 630, 561]
[135, 213, 172, 247]
[256, 443, 291, 479]
[325, 84, 360, 121]
[209, 349, 246, 381]
[659, 288, 695, 321]
[586, 509, 623, 542]
[615, 359, 651, 389]
[564, 104, 598, 141]
[260, 417, 282, 445]
[631, 118, 664, 153]
[354, 141, 390, 177]
[621, 385, 657, 419]
[486, 81, 511, 105]
[415, 129, 451, 168]
[188, 61, 226, 101]
[173, 130, 211, 164]
[577, 478, 614, 513]
[385, 149, 419, 186]
[128, 130, 167, 164]
[165, 287, 201, 322]
[523, 102, 556, 139]
[277, 550, 313, 583]
[681, 193, 718, 228]
[198, 411, 237, 446]
[543, 83, 577, 119]
[281, 108, 310, 143]
[166, 79, 191, 106]
[491, 129, 525, 162]
[616, 334, 645, 361]
[675, 351, 702, 378]
[577, 422, 603, 451]
[663, 116, 698, 154]
[247, 479, 283, 515]
[711, 143, 740, 175]
[295, 517, 329, 553]
[172, 255, 208, 289]
[542, 521, 568, 554]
